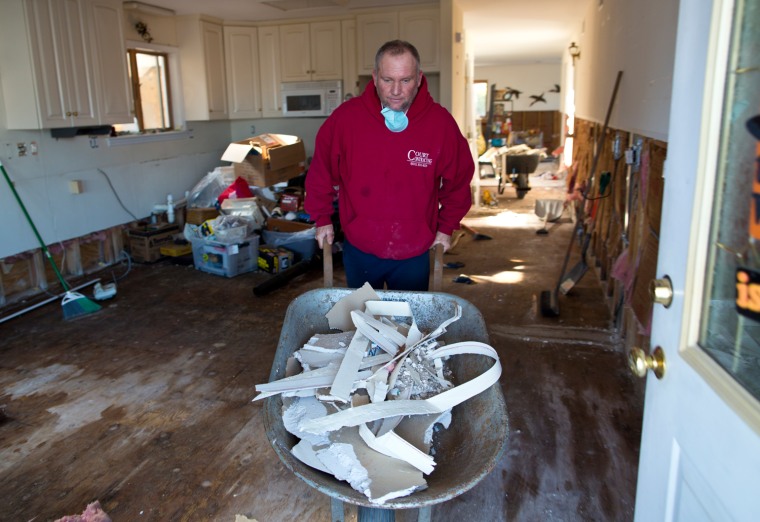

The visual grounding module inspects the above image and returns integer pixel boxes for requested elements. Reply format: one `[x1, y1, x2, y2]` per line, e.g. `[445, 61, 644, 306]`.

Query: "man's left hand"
[431, 231, 451, 253]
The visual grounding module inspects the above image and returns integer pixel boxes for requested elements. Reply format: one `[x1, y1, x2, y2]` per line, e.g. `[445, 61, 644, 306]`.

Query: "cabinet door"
[87, 0, 132, 124]
[309, 20, 341, 80]
[225, 26, 262, 119]
[341, 19, 359, 98]
[279, 23, 311, 82]
[400, 8, 439, 72]
[57, 0, 98, 126]
[201, 21, 227, 118]
[258, 25, 282, 117]
[26, 0, 97, 127]
[356, 13, 398, 75]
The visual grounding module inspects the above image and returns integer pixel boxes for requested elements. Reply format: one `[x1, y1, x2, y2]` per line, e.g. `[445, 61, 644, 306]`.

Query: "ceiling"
[133, 0, 588, 66]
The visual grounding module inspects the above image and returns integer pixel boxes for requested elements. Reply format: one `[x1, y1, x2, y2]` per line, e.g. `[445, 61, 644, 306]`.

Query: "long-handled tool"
[540, 70, 623, 317]
[1, 161, 101, 320]
[461, 223, 492, 241]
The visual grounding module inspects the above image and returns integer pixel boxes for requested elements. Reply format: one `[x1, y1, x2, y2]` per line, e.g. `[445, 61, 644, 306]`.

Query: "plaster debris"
[255, 285, 502, 504]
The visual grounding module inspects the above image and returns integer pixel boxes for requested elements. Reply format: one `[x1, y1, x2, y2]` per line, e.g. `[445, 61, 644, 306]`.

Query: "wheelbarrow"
[262, 247, 509, 521]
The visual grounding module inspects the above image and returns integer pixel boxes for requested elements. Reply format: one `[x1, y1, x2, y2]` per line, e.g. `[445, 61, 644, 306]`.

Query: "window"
[114, 49, 173, 134]
[474, 80, 488, 120]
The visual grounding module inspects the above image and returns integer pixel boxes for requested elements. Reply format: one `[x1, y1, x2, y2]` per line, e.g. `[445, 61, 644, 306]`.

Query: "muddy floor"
[0, 162, 644, 522]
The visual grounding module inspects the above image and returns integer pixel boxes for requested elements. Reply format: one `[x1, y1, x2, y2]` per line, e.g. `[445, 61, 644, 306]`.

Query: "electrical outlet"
[30, 141, 38, 155]
[17, 143, 27, 157]
[69, 180, 83, 194]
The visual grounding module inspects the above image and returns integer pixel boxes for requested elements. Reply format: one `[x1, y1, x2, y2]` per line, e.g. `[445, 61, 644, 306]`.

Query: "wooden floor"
[0, 172, 644, 522]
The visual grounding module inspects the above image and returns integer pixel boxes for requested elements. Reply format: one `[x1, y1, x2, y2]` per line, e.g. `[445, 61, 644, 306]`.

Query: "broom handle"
[1, 162, 71, 291]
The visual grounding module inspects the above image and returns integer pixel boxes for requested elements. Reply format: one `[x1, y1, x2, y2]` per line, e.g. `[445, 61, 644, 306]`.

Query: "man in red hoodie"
[305, 40, 474, 290]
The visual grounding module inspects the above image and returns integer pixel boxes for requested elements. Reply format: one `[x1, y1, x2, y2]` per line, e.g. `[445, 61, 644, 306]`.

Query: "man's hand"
[315, 224, 334, 249]
[431, 231, 451, 253]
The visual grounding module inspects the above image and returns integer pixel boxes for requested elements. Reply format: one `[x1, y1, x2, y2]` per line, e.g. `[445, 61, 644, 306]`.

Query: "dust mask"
[381, 107, 408, 132]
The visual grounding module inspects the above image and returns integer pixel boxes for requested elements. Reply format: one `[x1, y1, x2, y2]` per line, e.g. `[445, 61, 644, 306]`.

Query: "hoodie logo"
[407, 149, 433, 168]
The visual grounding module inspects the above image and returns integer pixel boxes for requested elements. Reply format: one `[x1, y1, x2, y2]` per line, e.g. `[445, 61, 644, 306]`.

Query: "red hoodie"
[305, 76, 475, 260]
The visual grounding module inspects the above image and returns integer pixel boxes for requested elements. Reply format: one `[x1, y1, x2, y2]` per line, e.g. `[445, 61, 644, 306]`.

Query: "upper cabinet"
[399, 8, 439, 73]
[224, 26, 262, 119]
[258, 25, 282, 118]
[0, 0, 131, 129]
[279, 21, 342, 82]
[356, 8, 439, 75]
[176, 16, 228, 121]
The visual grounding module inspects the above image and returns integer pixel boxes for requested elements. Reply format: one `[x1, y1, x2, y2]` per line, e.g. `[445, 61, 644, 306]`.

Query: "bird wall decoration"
[503, 87, 522, 101]
[549, 84, 561, 93]
[529, 93, 547, 106]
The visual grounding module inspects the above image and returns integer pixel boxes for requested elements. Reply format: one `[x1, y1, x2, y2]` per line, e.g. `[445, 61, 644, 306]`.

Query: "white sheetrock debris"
[326, 283, 379, 331]
[292, 439, 331, 473]
[322, 427, 427, 504]
[256, 285, 502, 504]
[282, 396, 330, 446]
[329, 332, 371, 402]
[359, 424, 436, 474]
[394, 412, 452, 453]
[300, 341, 500, 434]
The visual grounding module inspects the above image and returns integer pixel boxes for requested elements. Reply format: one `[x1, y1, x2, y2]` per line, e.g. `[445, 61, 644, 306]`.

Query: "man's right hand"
[315, 224, 334, 248]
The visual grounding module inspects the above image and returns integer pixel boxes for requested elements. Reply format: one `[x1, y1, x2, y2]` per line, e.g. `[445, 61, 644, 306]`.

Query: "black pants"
[342, 238, 430, 291]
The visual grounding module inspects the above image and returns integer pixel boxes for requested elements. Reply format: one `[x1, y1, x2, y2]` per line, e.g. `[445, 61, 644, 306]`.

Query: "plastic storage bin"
[190, 235, 259, 278]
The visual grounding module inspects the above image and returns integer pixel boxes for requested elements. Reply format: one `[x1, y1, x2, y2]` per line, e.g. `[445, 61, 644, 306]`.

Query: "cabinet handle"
[73, 111, 78, 117]
[66, 111, 72, 117]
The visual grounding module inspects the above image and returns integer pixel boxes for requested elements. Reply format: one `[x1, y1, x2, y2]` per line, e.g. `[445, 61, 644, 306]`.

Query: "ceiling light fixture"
[568, 42, 581, 66]
[122, 1, 175, 17]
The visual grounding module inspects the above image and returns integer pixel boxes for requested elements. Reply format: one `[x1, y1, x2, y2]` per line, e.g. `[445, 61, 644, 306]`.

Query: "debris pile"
[254, 284, 502, 504]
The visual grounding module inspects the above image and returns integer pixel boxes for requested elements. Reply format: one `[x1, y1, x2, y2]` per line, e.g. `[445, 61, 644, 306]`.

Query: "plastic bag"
[187, 167, 235, 208]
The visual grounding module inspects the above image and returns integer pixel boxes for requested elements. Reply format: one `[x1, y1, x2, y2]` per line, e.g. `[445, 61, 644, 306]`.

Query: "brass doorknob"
[650, 276, 673, 307]
[629, 346, 666, 379]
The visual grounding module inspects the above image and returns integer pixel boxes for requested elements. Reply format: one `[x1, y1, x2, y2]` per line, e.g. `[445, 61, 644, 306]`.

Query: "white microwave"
[281, 80, 342, 117]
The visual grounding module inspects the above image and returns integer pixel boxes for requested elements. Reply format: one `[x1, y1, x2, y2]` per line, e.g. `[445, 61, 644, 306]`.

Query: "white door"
[634, 0, 760, 520]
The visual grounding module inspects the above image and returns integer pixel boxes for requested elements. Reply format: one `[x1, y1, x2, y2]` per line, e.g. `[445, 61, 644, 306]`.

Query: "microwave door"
[284, 91, 323, 116]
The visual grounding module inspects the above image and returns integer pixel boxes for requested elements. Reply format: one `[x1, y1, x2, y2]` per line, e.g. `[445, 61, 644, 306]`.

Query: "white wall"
[474, 63, 562, 112]
[573, 0, 679, 140]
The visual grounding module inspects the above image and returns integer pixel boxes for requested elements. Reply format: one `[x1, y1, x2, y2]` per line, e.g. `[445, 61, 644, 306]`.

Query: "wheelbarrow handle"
[323, 242, 333, 288]
[321, 242, 443, 291]
[432, 243, 443, 292]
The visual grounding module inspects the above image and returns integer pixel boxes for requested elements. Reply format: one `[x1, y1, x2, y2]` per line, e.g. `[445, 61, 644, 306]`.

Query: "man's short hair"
[374, 40, 421, 75]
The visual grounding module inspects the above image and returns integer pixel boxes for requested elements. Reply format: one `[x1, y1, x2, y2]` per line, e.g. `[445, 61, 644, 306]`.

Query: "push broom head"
[61, 291, 102, 320]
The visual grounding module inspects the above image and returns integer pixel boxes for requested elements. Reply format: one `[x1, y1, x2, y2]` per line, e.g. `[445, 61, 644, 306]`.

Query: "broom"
[1, 161, 101, 320]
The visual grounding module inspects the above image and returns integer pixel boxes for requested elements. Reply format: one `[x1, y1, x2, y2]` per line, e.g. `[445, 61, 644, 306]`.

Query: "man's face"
[372, 52, 421, 112]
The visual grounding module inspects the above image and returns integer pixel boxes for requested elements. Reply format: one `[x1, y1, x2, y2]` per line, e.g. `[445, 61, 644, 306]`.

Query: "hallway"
[0, 162, 644, 521]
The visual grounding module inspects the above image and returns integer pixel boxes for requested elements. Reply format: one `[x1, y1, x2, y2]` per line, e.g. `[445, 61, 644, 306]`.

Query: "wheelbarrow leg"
[331, 497, 344, 522]
[357, 506, 395, 521]
[417, 506, 432, 522]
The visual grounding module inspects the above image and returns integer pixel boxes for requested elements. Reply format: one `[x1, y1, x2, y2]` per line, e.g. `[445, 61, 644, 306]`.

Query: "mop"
[1, 161, 101, 320]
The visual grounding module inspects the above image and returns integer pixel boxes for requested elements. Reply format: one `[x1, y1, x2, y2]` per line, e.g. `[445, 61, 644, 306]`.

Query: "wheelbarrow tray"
[263, 288, 509, 510]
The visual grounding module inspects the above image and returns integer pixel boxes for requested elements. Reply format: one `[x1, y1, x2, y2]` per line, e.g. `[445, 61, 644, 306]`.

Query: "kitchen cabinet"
[87, 0, 132, 125]
[176, 16, 228, 121]
[356, 12, 398, 75]
[341, 19, 359, 98]
[279, 21, 342, 82]
[399, 8, 439, 72]
[258, 25, 282, 118]
[224, 26, 262, 119]
[0, 0, 131, 129]
[356, 8, 439, 75]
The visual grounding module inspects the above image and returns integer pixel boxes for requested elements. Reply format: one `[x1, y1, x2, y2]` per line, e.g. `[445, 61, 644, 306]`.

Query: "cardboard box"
[190, 235, 259, 278]
[222, 134, 306, 187]
[160, 242, 192, 257]
[186, 207, 219, 225]
[258, 245, 294, 274]
[265, 217, 314, 233]
[127, 222, 179, 263]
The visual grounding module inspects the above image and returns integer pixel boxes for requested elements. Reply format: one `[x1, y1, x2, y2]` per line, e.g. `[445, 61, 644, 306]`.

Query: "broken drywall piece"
[328, 331, 370, 402]
[300, 341, 501, 434]
[351, 310, 402, 355]
[326, 282, 379, 331]
[282, 395, 331, 446]
[292, 439, 331, 474]
[321, 426, 427, 504]
[364, 300, 423, 346]
[359, 424, 436, 475]
[394, 411, 452, 453]
[235, 515, 259, 522]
